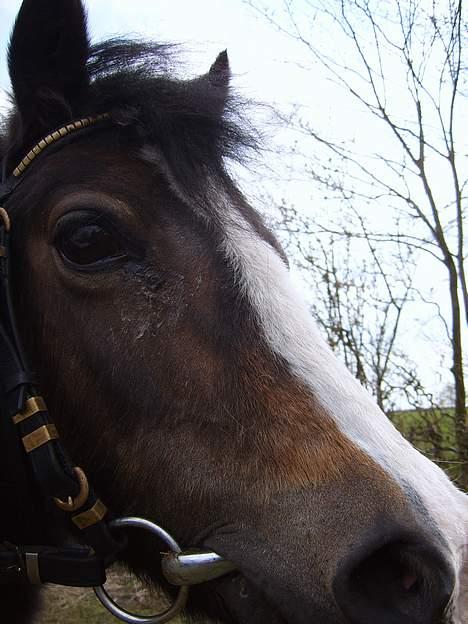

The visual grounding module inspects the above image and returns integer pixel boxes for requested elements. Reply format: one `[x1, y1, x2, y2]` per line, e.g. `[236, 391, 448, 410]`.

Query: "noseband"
[0, 115, 235, 623]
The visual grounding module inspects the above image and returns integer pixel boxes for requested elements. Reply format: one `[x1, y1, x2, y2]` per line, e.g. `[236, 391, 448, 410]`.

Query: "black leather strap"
[0, 175, 22, 204]
[0, 543, 106, 587]
[0, 140, 125, 586]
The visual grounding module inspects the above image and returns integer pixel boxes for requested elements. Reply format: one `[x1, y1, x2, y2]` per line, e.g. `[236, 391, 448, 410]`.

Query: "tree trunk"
[447, 258, 467, 489]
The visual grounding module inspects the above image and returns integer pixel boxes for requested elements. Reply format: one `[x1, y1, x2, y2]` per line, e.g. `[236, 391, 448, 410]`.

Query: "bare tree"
[248, 0, 467, 485]
[276, 201, 427, 413]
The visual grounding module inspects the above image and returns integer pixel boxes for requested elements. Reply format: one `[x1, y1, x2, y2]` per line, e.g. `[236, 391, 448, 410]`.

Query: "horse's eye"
[54, 215, 126, 268]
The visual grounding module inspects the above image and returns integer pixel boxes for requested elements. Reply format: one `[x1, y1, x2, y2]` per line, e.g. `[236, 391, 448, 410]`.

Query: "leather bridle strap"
[0, 114, 124, 586]
[0, 543, 106, 586]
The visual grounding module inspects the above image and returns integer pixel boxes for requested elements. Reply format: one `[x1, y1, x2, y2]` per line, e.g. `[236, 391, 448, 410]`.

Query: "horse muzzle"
[197, 484, 455, 624]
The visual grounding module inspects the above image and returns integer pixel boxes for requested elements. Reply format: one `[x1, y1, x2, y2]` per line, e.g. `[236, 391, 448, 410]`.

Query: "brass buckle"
[0, 207, 10, 232]
[53, 467, 89, 512]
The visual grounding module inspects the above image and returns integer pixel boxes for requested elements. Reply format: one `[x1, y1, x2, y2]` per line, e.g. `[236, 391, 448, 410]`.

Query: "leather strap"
[0, 542, 106, 587]
[0, 116, 126, 587]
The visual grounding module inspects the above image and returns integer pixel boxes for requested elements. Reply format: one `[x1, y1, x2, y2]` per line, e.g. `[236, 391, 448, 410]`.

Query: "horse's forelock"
[1, 37, 257, 186]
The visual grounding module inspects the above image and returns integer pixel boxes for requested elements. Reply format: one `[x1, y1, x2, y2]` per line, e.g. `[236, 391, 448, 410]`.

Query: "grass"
[35, 567, 186, 624]
[390, 406, 464, 484]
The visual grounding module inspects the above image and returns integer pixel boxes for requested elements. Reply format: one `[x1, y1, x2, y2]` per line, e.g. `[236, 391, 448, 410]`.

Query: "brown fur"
[12, 137, 392, 508]
[1, 3, 455, 618]
[5, 135, 454, 624]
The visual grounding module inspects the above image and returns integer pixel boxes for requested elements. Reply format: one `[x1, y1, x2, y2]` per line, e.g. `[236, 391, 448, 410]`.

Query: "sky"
[0, 0, 465, 405]
[0, 0, 315, 109]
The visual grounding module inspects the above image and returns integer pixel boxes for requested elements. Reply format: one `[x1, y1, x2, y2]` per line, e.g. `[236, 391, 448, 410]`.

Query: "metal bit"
[161, 549, 236, 586]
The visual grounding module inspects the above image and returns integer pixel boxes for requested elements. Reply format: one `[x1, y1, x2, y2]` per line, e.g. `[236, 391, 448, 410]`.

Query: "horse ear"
[8, 0, 90, 135]
[208, 50, 230, 113]
[208, 50, 230, 89]
[190, 50, 230, 119]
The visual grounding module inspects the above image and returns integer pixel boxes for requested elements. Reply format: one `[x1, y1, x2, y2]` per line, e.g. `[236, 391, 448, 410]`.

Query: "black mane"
[2, 38, 257, 190]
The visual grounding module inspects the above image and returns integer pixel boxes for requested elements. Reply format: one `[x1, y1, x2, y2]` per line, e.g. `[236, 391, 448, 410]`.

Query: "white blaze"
[140, 149, 467, 620]
[219, 201, 467, 622]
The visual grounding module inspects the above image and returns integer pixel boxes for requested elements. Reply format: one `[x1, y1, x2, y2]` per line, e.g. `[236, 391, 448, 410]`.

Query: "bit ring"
[94, 517, 189, 624]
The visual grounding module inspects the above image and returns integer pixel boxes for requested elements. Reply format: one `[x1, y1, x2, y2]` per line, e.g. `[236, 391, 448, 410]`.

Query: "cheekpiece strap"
[0, 112, 125, 586]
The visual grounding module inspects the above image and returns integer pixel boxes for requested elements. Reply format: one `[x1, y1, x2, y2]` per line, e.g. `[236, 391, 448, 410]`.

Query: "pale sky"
[0, 0, 317, 109]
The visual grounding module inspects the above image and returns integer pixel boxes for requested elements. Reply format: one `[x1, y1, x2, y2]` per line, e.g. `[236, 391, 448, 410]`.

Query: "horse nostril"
[350, 541, 429, 608]
[334, 538, 455, 624]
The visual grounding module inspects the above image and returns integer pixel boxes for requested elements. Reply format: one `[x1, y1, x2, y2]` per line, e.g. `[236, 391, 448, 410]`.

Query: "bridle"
[0, 114, 235, 623]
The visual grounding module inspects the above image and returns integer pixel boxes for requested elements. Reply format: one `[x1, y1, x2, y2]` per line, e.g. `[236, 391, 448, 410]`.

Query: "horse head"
[0, 1, 466, 623]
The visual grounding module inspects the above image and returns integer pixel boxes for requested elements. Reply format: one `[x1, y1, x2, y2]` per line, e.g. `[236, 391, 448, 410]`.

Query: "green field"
[390, 407, 463, 484]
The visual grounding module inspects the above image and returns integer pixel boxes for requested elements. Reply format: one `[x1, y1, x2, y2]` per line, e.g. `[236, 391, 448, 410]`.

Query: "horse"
[0, 1, 466, 623]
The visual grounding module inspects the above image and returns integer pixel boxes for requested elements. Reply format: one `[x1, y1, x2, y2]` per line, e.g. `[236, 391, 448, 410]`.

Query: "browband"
[12, 113, 111, 178]
[0, 113, 111, 205]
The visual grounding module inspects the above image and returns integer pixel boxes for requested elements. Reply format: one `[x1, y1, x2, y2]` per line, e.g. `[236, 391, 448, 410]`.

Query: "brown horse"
[0, 1, 466, 623]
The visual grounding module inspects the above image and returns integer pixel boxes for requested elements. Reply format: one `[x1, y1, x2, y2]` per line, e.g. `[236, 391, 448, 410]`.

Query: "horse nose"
[333, 532, 455, 624]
